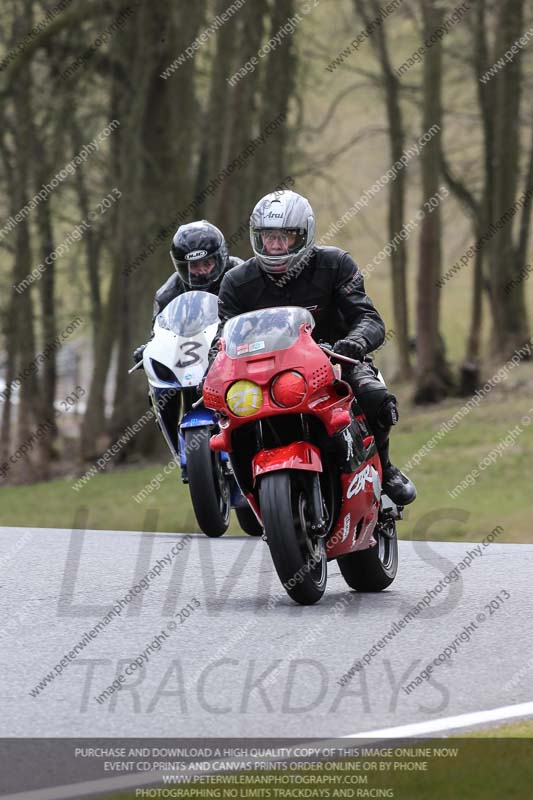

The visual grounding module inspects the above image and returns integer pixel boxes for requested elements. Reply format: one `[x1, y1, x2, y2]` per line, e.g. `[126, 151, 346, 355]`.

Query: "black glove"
[332, 338, 366, 361]
[196, 378, 205, 399]
[133, 344, 146, 364]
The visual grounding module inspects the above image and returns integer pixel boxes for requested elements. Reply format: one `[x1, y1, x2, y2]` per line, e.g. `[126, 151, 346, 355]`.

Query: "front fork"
[178, 430, 188, 482]
[256, 417, 328, 535]
[307, 473, 328, 536]
[251, 431, 328, 536]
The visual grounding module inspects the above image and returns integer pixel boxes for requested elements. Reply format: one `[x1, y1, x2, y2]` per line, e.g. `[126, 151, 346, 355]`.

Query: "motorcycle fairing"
[326, 450, 382, 560]
[251, 441, 323, 482]
[143, 321, 218, 389]
[207, 328, 353, 453]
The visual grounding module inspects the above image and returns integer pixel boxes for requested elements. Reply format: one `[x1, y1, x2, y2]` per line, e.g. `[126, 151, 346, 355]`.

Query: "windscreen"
[223, 306, 314, 358]
[157, 291, 219, 336]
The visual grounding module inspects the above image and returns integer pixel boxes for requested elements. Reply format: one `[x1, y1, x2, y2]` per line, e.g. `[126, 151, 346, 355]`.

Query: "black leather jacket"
[153, 256, 243, 319]
[208, 246, 385, 362]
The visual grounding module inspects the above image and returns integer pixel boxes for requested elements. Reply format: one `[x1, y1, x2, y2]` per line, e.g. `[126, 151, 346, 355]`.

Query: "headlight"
[226, 380, 263, 417]
[271, 370, 307, 408]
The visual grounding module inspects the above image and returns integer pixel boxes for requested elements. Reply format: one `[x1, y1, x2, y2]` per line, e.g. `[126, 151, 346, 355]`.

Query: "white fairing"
[143, 292, 219, 389]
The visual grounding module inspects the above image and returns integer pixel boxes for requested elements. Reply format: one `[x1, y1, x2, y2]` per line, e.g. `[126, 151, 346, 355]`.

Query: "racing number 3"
[175, 341, 202, 368]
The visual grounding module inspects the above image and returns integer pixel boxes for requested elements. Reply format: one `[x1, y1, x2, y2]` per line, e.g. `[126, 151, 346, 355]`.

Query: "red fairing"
[210, 430, 229, 452]
[245, 492, 261, 521]
[204, 325, 354, 451]
[252, 442, 323, 482]
[204, 319, 384, 564]
[326, 451, 382, 560]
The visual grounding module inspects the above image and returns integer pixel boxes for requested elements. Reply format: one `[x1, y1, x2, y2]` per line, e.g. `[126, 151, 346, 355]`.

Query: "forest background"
[0, 0, 531, 541]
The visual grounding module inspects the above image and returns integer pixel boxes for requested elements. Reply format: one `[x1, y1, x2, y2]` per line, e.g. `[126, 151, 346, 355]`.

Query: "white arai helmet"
[249, 190, 316, 277]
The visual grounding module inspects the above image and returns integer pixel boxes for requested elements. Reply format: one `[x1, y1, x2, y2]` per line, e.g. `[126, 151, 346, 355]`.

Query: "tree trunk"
[80, 263, 121, 459]
[79, 75, 122, 460]
[456, 0, 492, 392]
[252, 0, 296, 194]
[30, 139, 57, 446]
[414, 0, 454, 404]
[0, 286, 18, 463]
[109, 0, 205, 455]
[200, 0, 243, 223]
[70, 117, 102, 338]
[11, 60, 42, 474]
[489, 0, 529, 358]
[0, 107, 18, 462]
[213, 0, 268, 245]
[354, 0, 411, 379]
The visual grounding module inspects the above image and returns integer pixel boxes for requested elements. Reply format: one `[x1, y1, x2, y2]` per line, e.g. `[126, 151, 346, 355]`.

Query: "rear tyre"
[184, 428, 230, 537]
[337, 517, 398, 591]
[259, 470, 326, 605]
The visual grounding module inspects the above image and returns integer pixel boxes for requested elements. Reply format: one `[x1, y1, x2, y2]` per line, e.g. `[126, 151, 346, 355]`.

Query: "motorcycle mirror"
[128, 361, 144, 375]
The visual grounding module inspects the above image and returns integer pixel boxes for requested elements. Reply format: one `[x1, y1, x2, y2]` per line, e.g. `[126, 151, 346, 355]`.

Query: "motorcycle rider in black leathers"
[133, 220, 243, 363]
[207, 190, 416, 506]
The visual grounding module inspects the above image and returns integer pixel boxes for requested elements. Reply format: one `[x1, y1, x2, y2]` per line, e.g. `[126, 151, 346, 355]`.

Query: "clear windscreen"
[222, 306, 314, 358]
[157, 291, 219, 335]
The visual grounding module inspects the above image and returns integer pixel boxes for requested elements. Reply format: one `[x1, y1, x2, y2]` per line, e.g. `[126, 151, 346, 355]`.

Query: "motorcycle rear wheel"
[184, 428, 230, 537]
[259, 470, 327, 605]
[337, 517, 398, 591]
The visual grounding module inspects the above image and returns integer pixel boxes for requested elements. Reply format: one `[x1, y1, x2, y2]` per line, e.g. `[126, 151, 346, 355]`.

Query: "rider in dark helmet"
[207, 189, 416, 507]
[133, 220, 242, 363]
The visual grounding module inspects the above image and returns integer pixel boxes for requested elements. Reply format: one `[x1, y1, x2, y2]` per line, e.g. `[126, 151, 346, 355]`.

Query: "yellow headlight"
[226, 380, 263, 417]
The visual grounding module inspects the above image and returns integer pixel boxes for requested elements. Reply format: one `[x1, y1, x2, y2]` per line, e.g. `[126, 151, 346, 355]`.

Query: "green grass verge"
[1, 390, 532, 540]
[467, 719, 533, 737]
[0, 464, 244, 535]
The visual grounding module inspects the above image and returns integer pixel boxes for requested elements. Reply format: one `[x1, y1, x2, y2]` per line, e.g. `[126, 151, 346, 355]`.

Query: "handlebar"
[128, 361, 144, 375]
[318, 344, 361, 366]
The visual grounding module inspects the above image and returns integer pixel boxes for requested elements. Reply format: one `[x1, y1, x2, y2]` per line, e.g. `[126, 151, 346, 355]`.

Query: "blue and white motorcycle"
[138, 291, 261, 537]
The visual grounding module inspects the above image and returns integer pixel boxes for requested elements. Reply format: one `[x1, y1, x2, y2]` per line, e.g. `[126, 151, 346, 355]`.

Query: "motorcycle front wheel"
[259, 470, 327, 605]
[184, 428, 230, 537]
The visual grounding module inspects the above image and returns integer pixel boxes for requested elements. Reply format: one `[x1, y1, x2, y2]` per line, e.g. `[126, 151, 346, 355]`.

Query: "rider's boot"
[374, 428, 416, 506]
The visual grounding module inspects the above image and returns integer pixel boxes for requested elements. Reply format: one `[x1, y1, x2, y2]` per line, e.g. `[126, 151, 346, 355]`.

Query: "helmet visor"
[170, 250, 224, 288]
[252, 227, 307, 257]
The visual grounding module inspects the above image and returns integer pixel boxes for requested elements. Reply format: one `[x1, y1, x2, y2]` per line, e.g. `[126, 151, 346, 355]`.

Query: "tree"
[488, 0, 531, 359]
[353, 0, 412, 379]
[414, 0, 454, 403]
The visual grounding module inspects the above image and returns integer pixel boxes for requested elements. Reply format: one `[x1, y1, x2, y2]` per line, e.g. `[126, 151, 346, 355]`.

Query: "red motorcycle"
[203, 306, 402, 605]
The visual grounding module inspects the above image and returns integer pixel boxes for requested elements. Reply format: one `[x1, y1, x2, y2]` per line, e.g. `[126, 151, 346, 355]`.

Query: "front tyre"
[337, 517, 398, 591]
[259, 471, 327, 605]
[184, 428, 230, 537]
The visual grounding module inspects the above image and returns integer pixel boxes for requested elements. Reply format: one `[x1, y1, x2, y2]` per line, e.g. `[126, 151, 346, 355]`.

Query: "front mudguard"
[179, 408, 217, 470]
[252, 442, 327, 536]
[180, 407, 217, 429]
[252, 441, 323, 483]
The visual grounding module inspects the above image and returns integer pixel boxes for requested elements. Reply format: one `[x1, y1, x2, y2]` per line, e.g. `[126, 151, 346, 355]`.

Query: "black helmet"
[170, 220, 228, 289]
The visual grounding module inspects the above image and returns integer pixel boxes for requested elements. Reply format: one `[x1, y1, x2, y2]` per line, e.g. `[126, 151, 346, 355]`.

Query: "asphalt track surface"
[1, 525, 533, 743]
